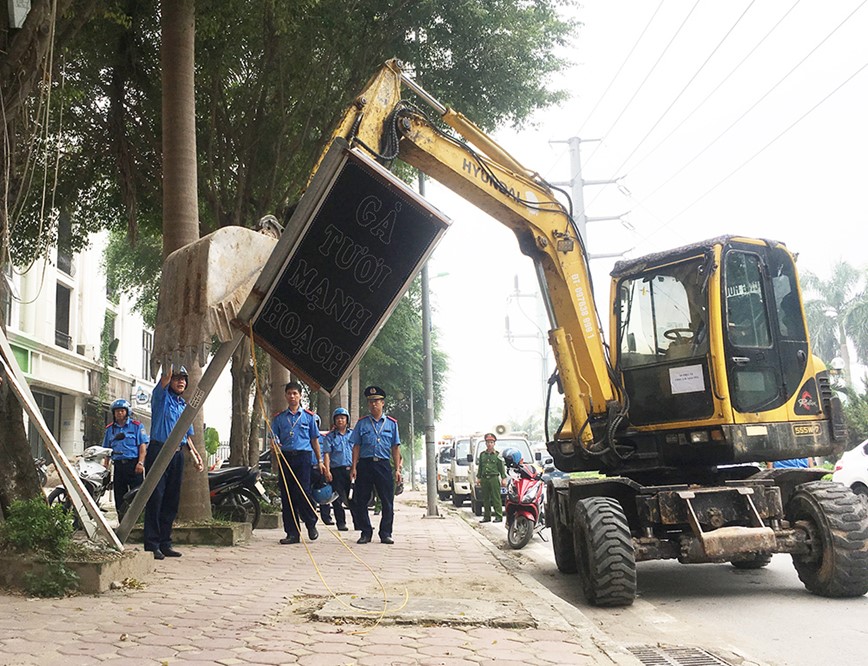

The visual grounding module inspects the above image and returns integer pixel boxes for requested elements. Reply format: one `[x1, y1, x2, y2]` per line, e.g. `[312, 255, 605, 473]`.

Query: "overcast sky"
[426, 0, 868, 436]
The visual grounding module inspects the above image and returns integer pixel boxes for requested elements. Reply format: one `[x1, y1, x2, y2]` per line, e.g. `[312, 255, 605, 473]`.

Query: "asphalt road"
[456, 502, 868, 666]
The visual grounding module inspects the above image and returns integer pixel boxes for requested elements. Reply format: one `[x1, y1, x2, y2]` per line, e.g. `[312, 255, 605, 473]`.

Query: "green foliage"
[104, 228, 162, 328]
[23, 564, 79, 598]
[0, 498, 79, 597]
[0, 498, 74, 559]
[837, 380, 868, 446]
[204, 427, 221, 456]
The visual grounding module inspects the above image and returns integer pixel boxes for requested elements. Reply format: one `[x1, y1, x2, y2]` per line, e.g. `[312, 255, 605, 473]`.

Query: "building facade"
[4, 231, 155, 459]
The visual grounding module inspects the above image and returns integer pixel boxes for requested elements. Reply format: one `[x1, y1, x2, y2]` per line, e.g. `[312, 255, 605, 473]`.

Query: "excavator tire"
[731, 552, 773, 569]
[572, 497, 636, 607]
[786, 480, 868, 598]
[547, 489, 577, 573]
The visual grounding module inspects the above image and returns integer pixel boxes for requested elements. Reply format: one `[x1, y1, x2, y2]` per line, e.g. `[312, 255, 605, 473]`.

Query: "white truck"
[448, 434, 479, 507]
[435, 441, 454, 501]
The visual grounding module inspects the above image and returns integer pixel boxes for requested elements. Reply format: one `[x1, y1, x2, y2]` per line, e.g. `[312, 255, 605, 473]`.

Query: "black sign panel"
[251, 145, 449, 393]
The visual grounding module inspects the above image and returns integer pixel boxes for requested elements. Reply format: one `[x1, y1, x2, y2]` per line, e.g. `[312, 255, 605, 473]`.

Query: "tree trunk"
[228, 337, 254, 466]
[838, 319, 853, 387]
[0, 376, 41, 515]
[270, 359, 289, 416]
[161, 0, 210, 521]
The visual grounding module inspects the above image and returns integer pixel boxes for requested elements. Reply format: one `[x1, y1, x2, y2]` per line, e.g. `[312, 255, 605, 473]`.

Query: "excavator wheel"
[547, 488, 576, 573]
[786, 480, 868, 598]
[730, 552, 773, 569]
[572, 497, 636, 607]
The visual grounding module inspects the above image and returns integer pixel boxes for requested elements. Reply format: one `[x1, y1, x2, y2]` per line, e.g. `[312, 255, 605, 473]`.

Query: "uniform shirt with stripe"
[349, 415, 400, 459]
[150, 382, 194, 445]
[102, 419, 149, 460]
[271, 407, 318, 453]
[322, 428, 354, 467]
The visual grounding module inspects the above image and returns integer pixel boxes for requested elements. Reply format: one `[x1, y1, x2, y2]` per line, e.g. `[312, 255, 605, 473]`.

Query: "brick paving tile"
[115, 644, 177, 659]
[417, 643, 477, 659]
[476, 647, 540, 661]
[97, 659, 159, 666]
[357, 641, 420, 657]
[172, 649, 243, 661]
[234, 650, 301, 664]
[356, 655, 420, 666]
[215, 659, 246, 666]
[297, 653, 360, 666]
[417, 658, 481, 666]
[38, 654, 110, 666]
[56, 643, 117, 657]
[535, 650, 599, 665]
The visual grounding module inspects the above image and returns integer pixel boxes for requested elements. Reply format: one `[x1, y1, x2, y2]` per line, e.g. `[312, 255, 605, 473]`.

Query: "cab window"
[724, 252, 771, 348]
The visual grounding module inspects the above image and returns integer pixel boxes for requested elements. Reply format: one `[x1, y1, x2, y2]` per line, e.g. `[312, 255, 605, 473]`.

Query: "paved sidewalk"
[0, 490, 638, 665]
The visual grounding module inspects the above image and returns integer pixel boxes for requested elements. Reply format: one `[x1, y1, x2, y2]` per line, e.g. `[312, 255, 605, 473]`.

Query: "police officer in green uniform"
[477, 433, 506, 523]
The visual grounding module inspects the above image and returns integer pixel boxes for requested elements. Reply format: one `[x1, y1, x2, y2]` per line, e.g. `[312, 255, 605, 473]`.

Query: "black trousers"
[351, 458, 394, 538]
[276, 451, 317, 538]
[329, 466, 352, 528]
[143, 441, 184, 552]
[113, 458, 142, 520]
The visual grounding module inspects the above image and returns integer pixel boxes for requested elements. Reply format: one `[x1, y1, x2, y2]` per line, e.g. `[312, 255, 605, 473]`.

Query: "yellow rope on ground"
[247, 329, 408, 630]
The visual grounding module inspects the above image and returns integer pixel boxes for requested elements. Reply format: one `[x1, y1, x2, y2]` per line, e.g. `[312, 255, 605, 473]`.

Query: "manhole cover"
[627, 645, 734, 666]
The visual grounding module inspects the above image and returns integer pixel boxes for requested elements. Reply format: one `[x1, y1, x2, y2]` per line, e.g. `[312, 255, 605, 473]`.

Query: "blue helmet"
[332, 407, 350, 422]
[111, 398, 132, 418]
[172, 365, 189, 379]
[501, 447, 522, 467]
[312, 483, 338, 505]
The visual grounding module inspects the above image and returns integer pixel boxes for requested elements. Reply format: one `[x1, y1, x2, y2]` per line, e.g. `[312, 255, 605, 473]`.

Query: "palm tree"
[802, 261, 868, 387]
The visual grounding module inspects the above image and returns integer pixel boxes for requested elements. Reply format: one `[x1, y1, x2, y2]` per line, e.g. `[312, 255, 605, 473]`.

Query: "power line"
[641, 0, 867, 202]
[625, 0, 802, 175]
[576, 0, 665, 139]
[613, 0, 757, 178]
[644, 60, 868, 239]
[583, 0, 703, 170]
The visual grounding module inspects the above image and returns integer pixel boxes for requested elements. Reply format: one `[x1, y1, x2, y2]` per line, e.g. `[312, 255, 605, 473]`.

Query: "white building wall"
[7, 230, 234, 458]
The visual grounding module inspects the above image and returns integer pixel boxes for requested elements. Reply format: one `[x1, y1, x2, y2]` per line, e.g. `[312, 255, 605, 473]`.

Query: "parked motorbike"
[34, 456, 49, 487]
[502, 448, 546, 550]
[121, 465, 267, 529]
[47, 446, 113, 526]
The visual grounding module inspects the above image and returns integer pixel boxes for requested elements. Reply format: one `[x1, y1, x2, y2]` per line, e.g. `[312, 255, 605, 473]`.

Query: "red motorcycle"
[502, 448, 546, 549]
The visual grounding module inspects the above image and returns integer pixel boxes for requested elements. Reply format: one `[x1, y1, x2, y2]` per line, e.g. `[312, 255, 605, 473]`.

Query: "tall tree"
[161, 0, 210, 520]
[0, 0, 103, 512]
[802, 262, 868, 387]
[53, 0, 577, 465]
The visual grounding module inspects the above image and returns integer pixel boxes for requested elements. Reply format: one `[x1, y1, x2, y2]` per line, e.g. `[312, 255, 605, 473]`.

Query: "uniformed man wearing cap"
[349, 386, 402, 544]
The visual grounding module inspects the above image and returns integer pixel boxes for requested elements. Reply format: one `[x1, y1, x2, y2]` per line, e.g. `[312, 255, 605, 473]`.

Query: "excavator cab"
[609, 236, 845, 475]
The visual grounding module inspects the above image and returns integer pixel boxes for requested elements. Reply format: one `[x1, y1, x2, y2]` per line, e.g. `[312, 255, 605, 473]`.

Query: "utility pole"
[419, 174, 439, 517]
[550, 137, 627, 248]
[505, 275, 549, 404]
[409, 386, 416, 491]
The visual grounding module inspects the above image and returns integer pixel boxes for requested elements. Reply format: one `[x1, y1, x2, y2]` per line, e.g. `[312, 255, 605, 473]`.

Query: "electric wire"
[641, 0, 867, 203]
[576, 0, 666, 138]
[625, 0, 802, 175]
[659, 59, 868, 231]
[611, 0, 757, 180]
[583, 0, 703, 170]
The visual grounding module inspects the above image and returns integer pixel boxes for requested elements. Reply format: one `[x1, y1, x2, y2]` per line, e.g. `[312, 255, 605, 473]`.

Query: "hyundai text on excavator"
[155, 60, 868, 606]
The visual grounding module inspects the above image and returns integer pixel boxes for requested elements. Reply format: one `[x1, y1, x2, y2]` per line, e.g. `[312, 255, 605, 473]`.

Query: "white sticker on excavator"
[669, 364, 705, 394]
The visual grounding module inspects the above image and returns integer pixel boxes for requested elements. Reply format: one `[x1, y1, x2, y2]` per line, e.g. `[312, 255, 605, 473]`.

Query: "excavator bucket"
[150, 225, 277, 378]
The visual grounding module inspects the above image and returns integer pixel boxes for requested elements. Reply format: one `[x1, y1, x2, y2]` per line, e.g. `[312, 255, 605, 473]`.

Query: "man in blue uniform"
[321, 407, 353, 532]
[271, 381, 324, 544]
[102, 398, 148, 522]
[350, 386, 402, 544]
[145, 365, 204, 560]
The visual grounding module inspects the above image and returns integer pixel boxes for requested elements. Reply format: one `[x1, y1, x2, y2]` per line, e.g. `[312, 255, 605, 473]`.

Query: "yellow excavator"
[155, 60, 867, 606]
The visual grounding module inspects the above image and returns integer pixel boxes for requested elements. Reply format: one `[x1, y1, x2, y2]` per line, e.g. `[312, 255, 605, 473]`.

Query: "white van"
[435, 444, 454, 500]
[448, 435, 477, 507]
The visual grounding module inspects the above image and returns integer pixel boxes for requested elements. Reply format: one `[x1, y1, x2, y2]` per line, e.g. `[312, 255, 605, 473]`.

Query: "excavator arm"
[322, 60, 620, 448]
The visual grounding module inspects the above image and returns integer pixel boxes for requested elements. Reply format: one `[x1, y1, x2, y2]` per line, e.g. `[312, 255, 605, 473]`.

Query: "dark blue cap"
[364, 385, 385, 400]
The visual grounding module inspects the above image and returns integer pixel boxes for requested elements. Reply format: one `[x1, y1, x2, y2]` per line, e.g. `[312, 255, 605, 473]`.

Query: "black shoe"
[161, 547, 182, 557]
[307, 526, 319, 541]
[380, 536, 394, 545]
[322, 518, 334, 525]
[279, 536, 300, 545]
[357, 534, 372, 544]
[151, 550, 165, 560]
[337, 524, 348, 532]
[480, 518, 491, 523]
[493, 517, 502, 522]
